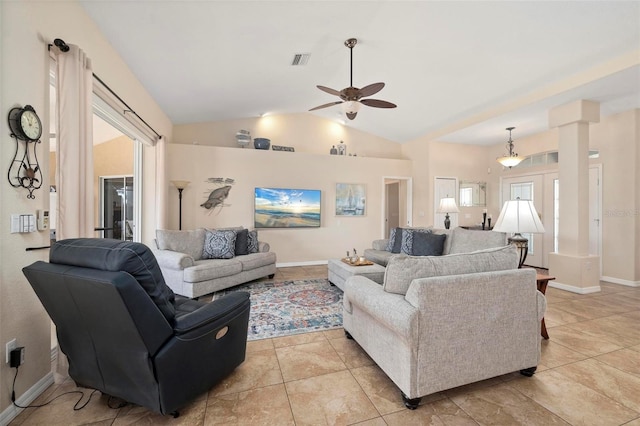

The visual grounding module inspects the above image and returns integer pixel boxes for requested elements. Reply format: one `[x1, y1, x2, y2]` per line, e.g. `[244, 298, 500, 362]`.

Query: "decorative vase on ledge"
[254, 138, 271, 150]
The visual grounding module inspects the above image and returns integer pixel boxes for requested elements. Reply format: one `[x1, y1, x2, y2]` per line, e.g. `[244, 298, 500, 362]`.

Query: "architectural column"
[548, 100, 601, 293]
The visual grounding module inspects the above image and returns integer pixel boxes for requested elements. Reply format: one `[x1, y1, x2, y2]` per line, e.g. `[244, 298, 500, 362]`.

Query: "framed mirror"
[459, 181, 486, 207]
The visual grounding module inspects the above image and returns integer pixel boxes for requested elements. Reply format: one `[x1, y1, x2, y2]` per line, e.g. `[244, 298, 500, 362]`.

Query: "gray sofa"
[364, 226, 508, 266]
[343, 245, 546, 409]
[152, 228, 276, 298]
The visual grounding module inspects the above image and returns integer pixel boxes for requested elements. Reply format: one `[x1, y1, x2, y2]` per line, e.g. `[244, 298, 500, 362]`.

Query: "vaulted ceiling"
[80, 1, 640, 145]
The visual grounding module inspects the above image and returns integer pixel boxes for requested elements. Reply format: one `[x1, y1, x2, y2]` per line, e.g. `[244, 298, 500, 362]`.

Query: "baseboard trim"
[277, 260, 328, 268]
[601, 276, 640, 287]
[0, 372, 54, 426]
[548, 280, 601, 294]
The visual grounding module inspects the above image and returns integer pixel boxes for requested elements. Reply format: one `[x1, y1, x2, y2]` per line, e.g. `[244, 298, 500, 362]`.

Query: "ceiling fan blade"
[309, 101, 343, 111]
[317, 85, 342, 96]
[359, 82, 385, 97]
[360, 98, 397, 109]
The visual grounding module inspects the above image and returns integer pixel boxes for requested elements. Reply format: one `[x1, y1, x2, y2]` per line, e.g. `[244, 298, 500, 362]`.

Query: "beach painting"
[336, 183, 366, 216]
[254, 187, 321, 228]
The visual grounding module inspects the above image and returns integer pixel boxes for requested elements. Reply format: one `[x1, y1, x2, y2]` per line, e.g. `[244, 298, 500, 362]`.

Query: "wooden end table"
[536, 273, 555, 339]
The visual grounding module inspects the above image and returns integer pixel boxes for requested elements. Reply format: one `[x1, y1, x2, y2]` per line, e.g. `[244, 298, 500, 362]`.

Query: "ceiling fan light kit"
[310, 38, 396, 120]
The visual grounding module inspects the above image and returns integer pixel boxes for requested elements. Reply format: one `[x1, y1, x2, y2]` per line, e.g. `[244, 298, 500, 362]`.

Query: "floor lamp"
[171, 180, 190, 230]
[492, 197, 545, 268]
[437, 197, 459, 229]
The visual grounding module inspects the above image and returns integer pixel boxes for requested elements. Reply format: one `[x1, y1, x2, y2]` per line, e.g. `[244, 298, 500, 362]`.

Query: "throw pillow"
[247, 230, 259, 253]
[411, 231, 446, 256]
[386, 228, 398, 252]
[203, 229, 237, 259]
[387, 227, 404, 253]
[400, 228, 432, 254]
[234, 228, 249, 255]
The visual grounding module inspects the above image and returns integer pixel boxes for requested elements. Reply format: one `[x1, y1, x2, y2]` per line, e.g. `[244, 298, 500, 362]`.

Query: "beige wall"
[0, 1, 170, 418]
[166, 144, 411, 263]
[402, 140, 494, 227]
[173, 113, 404, 159]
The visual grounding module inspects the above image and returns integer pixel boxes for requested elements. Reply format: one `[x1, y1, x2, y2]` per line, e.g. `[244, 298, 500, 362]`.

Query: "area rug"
[212, 278, 343, 341]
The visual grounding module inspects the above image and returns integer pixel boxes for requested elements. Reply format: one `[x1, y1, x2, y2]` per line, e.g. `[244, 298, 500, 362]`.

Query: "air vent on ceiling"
[291, 53, 311, 66]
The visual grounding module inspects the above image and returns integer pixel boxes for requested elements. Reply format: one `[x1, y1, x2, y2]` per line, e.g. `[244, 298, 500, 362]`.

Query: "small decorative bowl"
[254, 138, 271, 150]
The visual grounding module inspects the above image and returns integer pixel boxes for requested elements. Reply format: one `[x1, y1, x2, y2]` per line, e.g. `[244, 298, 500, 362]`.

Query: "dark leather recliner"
[23, 238, 250, 416]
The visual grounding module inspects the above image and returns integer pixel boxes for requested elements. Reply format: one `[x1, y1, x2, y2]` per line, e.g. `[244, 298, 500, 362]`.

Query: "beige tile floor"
[11, 266, 640, 426]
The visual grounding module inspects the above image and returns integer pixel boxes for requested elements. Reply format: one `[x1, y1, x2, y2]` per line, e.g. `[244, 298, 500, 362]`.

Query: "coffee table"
[536, 273, 555, 339]
[327, 258, 385, 291]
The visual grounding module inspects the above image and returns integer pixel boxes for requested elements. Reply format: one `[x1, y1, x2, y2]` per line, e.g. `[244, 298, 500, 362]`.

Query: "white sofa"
[152, 228, 276, 298]
[343, 245, 546, 409]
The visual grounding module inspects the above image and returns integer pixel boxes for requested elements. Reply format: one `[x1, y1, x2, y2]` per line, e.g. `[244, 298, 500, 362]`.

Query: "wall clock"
[7, 104, 43, 198]
[8, 105, 43, 141]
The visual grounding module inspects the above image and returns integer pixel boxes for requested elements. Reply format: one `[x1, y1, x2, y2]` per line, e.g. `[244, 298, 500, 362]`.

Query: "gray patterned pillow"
[386, 228, 398, 252]
[247, 230, 259, 253]
[203, 229, 237, 259]
[401, 228, 432, 254]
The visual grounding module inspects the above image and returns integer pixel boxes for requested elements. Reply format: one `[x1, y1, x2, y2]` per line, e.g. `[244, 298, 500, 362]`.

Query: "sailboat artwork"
[335, 183, 366, 216]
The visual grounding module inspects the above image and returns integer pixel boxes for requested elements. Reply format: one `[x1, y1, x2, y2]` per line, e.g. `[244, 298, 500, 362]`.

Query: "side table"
[536, 273, 555, 339]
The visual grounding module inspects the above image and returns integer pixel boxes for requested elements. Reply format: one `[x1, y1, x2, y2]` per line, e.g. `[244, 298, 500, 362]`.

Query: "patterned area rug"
[213, 278, 343, 341]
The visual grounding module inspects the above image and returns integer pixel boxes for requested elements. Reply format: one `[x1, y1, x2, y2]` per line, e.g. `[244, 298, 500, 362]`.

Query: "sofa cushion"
[237, 252, 277, 271]
[363, 248, 394, 267]
[383, 245, 518, 295]
[448, 227, 507, 254]
[203, 229, 237, 259]
[156, 229, 206, 261]
[411, 232, 446, 256]
[248, 230, 259, 253]
[183, 259, 243, 283]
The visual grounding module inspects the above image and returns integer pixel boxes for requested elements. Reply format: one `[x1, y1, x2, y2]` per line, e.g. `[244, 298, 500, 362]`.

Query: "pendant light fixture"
[497, 127, 523, 168]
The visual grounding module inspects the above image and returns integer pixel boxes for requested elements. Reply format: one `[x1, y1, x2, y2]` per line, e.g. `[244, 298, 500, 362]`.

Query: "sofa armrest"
[258, 241, 270, 252]
[537, 290, 547, 321]
[152, 248, 195, 270]
[344, 275, 418, 341]
[372, 239, 389, 251]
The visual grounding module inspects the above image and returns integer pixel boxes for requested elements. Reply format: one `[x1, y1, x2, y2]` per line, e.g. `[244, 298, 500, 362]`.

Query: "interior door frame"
[381, 176, 413, 238]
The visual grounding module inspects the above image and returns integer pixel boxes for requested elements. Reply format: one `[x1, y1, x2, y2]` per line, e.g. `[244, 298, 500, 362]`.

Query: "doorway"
[382, 177, 413, 238]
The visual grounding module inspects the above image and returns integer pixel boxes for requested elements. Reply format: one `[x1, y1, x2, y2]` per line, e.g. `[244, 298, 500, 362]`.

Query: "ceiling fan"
[309, 38, 396, 120]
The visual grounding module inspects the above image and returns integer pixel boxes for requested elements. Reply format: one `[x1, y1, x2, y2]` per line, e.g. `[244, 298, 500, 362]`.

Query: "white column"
[548, 100, 601, 293]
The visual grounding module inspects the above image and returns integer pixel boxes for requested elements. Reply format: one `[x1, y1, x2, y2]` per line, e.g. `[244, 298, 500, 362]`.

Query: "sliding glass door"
[100, 176, 134, 241]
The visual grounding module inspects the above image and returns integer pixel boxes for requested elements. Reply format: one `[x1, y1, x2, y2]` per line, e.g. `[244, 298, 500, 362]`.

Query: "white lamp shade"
[497, 155, 523, 168]
[493, 199, 545, 234]
[437, 197, 459, 213]
[171, 180, 190, 190]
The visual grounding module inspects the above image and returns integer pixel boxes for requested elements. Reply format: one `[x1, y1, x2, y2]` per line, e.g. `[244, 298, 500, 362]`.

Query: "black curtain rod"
[48, 38, 162, 140]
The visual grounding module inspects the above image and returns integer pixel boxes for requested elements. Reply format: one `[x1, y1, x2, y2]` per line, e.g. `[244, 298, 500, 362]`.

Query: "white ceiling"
[80, 1, 640, 146]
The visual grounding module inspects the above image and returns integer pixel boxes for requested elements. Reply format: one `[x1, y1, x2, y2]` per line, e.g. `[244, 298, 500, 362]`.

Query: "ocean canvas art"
[254, 187, 321, 228]
[335, 183, 366, 216]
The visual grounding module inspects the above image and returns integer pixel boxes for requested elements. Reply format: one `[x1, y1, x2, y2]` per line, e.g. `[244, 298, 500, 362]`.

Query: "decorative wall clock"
[7, 104, 43, 199]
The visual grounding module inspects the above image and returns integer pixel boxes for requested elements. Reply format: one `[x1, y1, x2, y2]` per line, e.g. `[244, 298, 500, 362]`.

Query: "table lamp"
[437, 197, 459, 229]
[492, 197, 545, 268]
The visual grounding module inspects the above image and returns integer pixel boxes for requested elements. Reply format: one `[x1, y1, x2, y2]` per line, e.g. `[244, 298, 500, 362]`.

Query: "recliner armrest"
[174, 292, 250, 336]
[151, 248, 195, 270]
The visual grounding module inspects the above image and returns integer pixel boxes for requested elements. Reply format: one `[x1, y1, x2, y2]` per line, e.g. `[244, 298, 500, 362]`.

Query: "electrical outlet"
[6, 339, 17, 364]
